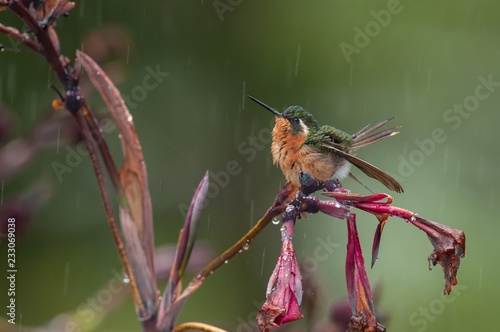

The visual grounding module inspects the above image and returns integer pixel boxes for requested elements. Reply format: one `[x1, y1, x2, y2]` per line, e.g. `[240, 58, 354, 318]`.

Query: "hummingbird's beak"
[247, 96, 283, 118]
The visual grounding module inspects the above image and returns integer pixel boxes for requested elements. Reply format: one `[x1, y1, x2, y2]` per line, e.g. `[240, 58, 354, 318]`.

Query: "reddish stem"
[0, 22, 39, 52]
[8, 1, 67, 88]
[72, 110, 144, 312]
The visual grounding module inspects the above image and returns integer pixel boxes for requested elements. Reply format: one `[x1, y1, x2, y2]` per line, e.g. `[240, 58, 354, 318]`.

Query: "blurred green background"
[0, 0, 498, 331]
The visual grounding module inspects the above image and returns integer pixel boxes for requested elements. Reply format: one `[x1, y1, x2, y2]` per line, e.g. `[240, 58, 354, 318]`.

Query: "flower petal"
[409, 216, 466, 295]
[346, 214, 384, 331]
[257, 221, 304, 331]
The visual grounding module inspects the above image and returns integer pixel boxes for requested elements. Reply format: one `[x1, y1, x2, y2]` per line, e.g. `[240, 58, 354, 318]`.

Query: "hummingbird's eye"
[292, 118, 300, 124]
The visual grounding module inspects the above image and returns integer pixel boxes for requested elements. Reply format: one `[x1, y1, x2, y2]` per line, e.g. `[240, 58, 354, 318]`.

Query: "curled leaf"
[371, 218, 386, 268]
[179, 171, 210, 277]
[409, 216, 466, 295]
[157, 171, 209, 330]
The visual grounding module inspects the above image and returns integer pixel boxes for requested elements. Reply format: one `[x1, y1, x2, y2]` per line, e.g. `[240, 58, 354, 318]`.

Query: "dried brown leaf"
[120, 207, 158, 319]
[78, 50, 157, 318]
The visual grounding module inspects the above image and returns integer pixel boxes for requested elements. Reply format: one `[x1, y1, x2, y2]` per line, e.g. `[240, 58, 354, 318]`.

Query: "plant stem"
[8, 1, 67, 87]
[73, 110, 144, 311]
[172, 322, 228, 332]
[141, 314, 159, 332]
[3, 2, 151, 328]
[81, 101, 127, 203]
[192, 183, 292, 282]
[0, 23, 39, 52]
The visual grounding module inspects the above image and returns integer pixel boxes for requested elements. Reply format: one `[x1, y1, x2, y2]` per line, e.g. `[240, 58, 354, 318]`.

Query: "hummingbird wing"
[322, 144, 404, 193]
[305, 125, 354, 151]
[309, 125, 404, 193]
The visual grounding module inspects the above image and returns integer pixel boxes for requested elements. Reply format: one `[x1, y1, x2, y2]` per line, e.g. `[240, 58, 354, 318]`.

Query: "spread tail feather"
[351, 117, 400, 151]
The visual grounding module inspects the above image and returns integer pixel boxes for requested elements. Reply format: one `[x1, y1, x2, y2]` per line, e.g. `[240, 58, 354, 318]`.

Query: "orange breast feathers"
[271, 117, 336, 186]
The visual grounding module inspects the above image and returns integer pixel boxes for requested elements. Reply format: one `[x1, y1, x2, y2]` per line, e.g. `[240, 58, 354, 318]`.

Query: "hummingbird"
[248, 96, 404, 193]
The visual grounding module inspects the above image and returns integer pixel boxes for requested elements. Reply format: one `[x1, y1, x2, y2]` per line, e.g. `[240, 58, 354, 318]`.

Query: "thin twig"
[157, 184, 293, 330]
[192, 184, 292, 282]
[81, 99, 127, 202]
[8, 1, 67, 87]
[0, 23, 39, 52]
[196, 208, 281, 280]
[172, 322, 228, 332]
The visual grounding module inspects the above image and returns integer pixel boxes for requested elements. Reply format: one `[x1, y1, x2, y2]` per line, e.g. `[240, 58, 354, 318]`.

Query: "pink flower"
[257, 220, 303, 331]
[345, 214, 385, 332]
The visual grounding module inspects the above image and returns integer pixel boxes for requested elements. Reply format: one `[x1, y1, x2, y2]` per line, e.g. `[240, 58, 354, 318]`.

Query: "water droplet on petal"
[272, 218, 280, 225]
[123, 274, 130, 284]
